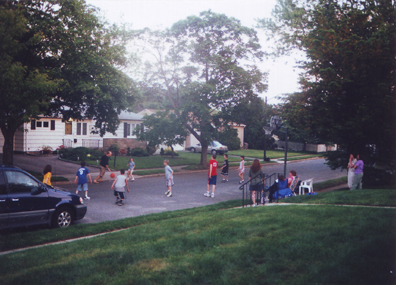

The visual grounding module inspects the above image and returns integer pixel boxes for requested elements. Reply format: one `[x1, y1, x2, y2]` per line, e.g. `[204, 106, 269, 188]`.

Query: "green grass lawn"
[84, 150, 320, 171]
[229, 149, 319, 159]
[86, 152, 242, 171]
[1, 190, 395, 284]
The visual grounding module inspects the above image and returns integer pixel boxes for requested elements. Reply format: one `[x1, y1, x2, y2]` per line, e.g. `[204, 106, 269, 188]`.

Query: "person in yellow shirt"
[43, 164, 52, 186]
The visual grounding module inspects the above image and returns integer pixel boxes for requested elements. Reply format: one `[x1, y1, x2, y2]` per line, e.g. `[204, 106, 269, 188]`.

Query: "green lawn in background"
[1, 189, 395, 284]
[228, 149, 319, 159]
[85, 152, 241, 171]
[83, 150, 322, 171]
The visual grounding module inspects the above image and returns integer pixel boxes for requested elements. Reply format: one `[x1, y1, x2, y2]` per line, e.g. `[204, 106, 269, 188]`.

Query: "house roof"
[118, 111, 143, 121]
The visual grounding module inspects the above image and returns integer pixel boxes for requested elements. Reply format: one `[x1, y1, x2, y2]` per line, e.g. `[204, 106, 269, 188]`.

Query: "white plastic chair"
[299, 178, 313, 195]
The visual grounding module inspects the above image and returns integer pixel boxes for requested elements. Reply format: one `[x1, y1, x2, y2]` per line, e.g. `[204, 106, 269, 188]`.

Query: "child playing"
[127, 157, 135, 181]
[237, 155, 245, 184]
[164, 160, 174, 197]
[111, 169, 129, 206]
[74, 161, 92, 200]
[221, 154, 229, 182]
[43, 164, 52, 186]
[204, 153, 218, 198]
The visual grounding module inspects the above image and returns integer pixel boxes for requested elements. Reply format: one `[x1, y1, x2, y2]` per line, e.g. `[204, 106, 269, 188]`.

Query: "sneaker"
[118, 201, 124, 206]
[167, 192, 172, 197]
[204, 192, 210, 197]
[165, 190, 170, 195]
[132, 178, 135, 181]
[84, 196, 90, 200]
[211, 193, 215, 198]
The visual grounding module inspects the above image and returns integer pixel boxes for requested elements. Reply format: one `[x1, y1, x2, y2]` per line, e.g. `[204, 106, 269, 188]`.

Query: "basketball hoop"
[270, 116, 283, 131]
[263, 126, 272, 135]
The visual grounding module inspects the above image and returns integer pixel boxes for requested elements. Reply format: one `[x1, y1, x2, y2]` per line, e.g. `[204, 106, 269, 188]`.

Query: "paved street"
[10, 153, 346, 225]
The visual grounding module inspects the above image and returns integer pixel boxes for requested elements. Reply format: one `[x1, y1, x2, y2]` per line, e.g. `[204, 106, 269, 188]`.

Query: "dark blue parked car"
[0, 166, 87, 229]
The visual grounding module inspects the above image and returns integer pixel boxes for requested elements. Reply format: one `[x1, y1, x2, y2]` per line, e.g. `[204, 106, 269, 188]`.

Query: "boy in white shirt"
[111, 169, 130, 206]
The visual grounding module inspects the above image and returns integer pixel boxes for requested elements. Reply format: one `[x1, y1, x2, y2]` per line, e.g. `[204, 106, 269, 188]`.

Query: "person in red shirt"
[204, 153, 218, 198]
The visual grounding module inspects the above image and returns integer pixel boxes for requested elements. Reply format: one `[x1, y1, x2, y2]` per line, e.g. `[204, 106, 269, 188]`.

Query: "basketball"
[110, 173, 115, 178]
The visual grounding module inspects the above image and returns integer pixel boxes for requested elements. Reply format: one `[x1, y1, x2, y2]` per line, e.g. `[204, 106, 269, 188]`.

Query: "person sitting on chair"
[288, 170, 300, 195]
[268, 174, 288, 203]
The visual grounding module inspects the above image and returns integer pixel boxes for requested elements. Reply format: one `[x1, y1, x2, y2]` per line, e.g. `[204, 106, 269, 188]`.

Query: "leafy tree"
[133, 11, 267, 166]
[218, 127, 240, 151]
[0, 0, 136, 165]
[135, 111, 188, 158]
[258, 0, 396, 170]
[231, 97, 275, 150]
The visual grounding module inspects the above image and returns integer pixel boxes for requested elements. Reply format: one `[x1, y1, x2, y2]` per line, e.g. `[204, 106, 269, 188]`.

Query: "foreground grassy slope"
[1, 190, 395, 284]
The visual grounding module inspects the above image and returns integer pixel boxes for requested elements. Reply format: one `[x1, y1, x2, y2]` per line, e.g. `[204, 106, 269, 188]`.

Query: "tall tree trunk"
[1, 126, 17, 165]
[200, 143, 208, 167]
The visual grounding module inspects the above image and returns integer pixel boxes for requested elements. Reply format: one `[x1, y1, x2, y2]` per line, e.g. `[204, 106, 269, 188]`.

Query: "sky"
[85, 0, 304, 105]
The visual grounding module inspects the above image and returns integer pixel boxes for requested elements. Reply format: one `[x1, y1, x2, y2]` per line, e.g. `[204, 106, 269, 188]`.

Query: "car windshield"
[212, 141, 221, 147]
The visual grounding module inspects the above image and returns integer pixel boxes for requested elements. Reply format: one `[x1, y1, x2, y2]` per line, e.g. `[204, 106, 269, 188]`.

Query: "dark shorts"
[221, 171, 228, 176]
[208, 176, 217, 185]
[114, 190, 125, 199]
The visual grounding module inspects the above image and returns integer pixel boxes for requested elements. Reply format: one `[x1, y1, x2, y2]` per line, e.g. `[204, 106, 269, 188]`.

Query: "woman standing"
[351, 154, 364, 190]
[347, 154, 357, 189]
[249, 159, 264, 206]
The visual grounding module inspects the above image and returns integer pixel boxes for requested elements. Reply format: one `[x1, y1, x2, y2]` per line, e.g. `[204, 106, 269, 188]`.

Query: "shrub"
[363, 167, 396, 188]
[109, 144, 120, 156]
[119, 149, 127, 156]
[41, 145, 53, 154]
[218, 128, 241, 151]
[146, 145, 157, 156]
[59, 147, 103, 161]
[130, 147, 149, 157]
[163, 148, 179, 156]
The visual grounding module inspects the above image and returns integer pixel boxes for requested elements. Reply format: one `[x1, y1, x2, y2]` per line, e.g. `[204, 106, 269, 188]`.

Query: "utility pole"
[263, 96, 267, 162]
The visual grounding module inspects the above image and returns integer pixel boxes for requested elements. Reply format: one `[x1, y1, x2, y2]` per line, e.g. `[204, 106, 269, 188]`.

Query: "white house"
[0, 111, 145, 153]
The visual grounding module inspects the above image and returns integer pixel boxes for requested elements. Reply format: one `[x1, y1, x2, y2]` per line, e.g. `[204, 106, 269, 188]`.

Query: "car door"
[6, 170, 50, 228]
[0, 171, 8, 229]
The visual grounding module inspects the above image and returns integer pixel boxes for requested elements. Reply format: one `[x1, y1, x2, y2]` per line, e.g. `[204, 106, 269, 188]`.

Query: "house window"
[77, 123, 87, 135]
[31, 120, 36, 130]
[123, 123, 131, 138]
[51, 120, 55, 130]
[43, 121, 49, 128]
[36, 121, 42, 128]
[65, 122, 72, 135]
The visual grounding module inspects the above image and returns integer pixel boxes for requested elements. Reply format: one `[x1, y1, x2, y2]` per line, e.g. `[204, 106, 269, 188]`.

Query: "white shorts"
[166, 177, 174, 187]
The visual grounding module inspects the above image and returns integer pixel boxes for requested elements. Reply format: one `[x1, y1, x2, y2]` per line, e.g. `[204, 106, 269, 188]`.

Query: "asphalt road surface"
[9, 153, 346, 225]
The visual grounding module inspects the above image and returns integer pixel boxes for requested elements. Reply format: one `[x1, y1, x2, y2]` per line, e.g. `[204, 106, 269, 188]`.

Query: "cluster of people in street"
[42, 150, 363, 208]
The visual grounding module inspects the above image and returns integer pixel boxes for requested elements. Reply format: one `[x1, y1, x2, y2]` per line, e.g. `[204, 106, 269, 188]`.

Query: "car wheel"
[52, 207, 73, 228]
[190, 148, 196, 153]
[211, 149, 217, 155]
